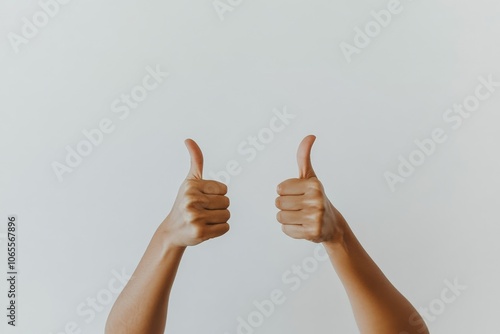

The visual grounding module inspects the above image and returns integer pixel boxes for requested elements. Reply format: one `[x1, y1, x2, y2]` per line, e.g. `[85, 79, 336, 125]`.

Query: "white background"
[1, 0, 499, 333]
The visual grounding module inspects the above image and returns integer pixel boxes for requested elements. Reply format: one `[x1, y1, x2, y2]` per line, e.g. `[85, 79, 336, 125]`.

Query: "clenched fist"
[275, 135, 346, 244]
[160, 139, 231, 247]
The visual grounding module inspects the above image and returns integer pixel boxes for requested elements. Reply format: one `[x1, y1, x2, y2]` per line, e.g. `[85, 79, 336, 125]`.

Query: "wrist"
[153, 224, 187, 256]
[322, 208, 350, 254]
[157, 234, 187, 262]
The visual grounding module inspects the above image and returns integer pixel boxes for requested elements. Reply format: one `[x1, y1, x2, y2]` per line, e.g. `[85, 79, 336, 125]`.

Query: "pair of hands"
[161, 135, 346, 248]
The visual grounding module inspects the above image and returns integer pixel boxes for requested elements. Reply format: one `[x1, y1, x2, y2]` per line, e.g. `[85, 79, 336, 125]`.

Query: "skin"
[105, 139, 230, 334]
[276, 135, 429, 334]
[105, 136, 429, 334]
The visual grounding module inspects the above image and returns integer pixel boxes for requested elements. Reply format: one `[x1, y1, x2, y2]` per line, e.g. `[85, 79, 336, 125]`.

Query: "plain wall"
[1, 0, 499, 333]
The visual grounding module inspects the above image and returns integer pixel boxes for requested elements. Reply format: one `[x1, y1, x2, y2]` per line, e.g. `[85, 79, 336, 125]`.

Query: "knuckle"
[183, 198, 197, 210]
[191, 224, 205, 240]
[275, 197, 281, 208]
[311, 210, 324, 223]
[199, 195, 210, 207]
[185, 194, 208, 210]
[184, 191, 198, 202]
[183, 179, 198, 190]
[308, 187, 324, 198]
[308, 179, 323, 191]
[311, 199, 326, 212]
[310, 224, 323, 240]
[185, 210, 202, 223]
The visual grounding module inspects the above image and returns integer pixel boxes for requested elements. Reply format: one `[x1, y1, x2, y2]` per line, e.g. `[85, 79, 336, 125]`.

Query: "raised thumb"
[297, 135, 317, 179]
[184, 138, 204, 180]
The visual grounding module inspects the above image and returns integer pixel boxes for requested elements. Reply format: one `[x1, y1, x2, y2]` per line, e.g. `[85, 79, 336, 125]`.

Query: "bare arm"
[323, 213, 428, 334]
[105, 139, 230, 334]
[275, 135, 429, 334]
[104, 231, 185, 334]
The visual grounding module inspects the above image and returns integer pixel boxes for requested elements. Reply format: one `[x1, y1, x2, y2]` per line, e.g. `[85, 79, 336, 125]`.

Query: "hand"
[275, 135, 346, 244]
[160, 139, 231, 248]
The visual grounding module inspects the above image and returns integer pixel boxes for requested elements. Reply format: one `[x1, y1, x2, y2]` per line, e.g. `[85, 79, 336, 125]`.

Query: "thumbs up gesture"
[275, 135, 346, 244]
[160, 139, 231, 247]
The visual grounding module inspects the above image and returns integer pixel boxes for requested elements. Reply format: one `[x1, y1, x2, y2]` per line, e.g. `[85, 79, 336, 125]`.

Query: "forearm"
[105, 226, 185, 334]
[105, 139, 230, 333]
[324, 215, 429, 334]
